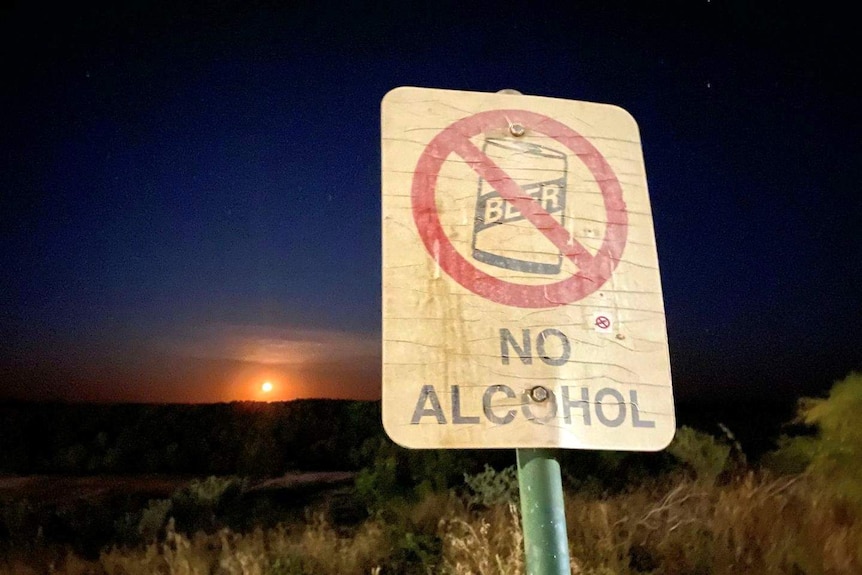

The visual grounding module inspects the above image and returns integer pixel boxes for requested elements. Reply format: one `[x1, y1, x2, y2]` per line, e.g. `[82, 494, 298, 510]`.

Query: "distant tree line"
[0, 394, 799, 480]
[0, 400, 385, 476]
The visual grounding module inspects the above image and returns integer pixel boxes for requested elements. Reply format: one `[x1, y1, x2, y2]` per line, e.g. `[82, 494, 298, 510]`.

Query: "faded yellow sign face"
[381, 86, 674, 450]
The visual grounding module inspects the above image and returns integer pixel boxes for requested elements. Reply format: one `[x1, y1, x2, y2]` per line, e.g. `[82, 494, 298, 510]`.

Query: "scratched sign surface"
[381, 87, 675, 450]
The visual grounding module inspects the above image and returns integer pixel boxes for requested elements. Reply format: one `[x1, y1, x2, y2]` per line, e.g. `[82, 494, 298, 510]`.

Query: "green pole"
[517, 448, 571, 575]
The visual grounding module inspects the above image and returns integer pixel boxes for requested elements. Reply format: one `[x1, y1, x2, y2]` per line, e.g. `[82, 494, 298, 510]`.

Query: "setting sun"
[261, 381, 273, 393]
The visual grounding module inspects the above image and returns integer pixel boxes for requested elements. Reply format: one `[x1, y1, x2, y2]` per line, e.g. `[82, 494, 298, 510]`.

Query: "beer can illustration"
[472, 138, 568, 275]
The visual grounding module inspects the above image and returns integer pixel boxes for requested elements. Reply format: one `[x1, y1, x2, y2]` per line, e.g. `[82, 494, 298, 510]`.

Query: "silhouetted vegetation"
[0, 400, 383, 476]
[1, 373, 860, 572]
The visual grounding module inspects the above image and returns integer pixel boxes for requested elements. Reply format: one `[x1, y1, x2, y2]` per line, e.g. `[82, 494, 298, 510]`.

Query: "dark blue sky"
[2, 1, 859, 403]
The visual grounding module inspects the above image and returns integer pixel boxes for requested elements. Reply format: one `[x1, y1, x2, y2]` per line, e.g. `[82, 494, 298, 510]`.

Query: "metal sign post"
[517, 448, 571, 574]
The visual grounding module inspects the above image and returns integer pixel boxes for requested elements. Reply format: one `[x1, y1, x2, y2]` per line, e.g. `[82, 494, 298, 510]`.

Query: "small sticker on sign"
[593, 313, 613, 333]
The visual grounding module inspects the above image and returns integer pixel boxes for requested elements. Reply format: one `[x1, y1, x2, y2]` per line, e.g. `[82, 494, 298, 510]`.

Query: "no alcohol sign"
[381, 87, 675, 450]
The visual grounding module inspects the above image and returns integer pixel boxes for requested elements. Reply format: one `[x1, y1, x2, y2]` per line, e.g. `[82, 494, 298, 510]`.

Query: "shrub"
[169, 476, 246, 534]
[138, 499, 173, 542]
[666, 426, 731, 486]
[463, 464, 519, 508]
[354, 437, 478, 514]
[761, 433, 816, 476]
[0, 498, 39, 544]
[790, 371, 862, 508]
[181, 476, 245, 507]
[355, 453, 402, 513]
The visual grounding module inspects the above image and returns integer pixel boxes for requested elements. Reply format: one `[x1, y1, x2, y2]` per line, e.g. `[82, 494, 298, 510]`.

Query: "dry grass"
[562, 472, 861, 575]
[98, 516, 388, 575]
[441, 471, 860, 575]
[440, 502, 524, 575]
[1, 472, 859, 575]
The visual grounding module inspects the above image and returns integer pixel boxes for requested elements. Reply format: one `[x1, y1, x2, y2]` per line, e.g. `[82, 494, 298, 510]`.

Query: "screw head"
[529, 386, 549, 402]
[509, 123, 526, 137]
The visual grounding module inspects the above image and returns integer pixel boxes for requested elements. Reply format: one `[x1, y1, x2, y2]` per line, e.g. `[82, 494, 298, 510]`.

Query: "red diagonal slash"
[410, 108, 627, 308]
[449, 136, 595, 271]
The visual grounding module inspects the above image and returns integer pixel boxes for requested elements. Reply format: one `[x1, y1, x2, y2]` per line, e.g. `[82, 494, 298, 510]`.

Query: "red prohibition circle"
[595, 315, 611, 329]
[411, 109, 628, 308]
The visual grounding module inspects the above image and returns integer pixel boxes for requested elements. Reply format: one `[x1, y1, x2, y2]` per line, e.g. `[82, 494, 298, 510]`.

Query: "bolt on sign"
[381, 87, 675, 450]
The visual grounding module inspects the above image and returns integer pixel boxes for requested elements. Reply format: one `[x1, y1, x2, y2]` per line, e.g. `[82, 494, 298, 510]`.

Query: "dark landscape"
[2, 376, 860, 573]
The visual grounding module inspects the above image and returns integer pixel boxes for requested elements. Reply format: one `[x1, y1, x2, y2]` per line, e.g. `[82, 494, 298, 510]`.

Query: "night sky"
[2, 1, 859, 405]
